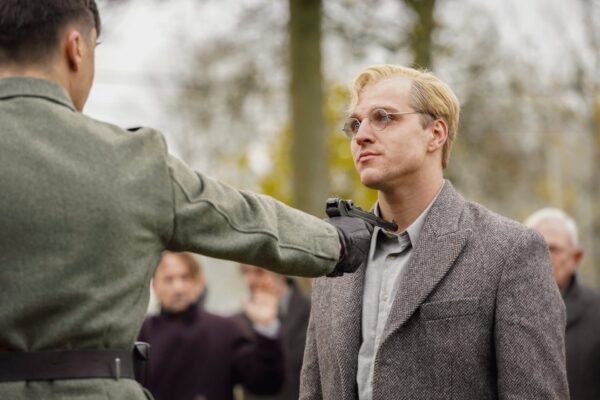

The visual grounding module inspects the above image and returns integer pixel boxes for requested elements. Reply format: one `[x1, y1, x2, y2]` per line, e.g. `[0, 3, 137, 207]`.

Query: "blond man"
[299, 65, 568, 400]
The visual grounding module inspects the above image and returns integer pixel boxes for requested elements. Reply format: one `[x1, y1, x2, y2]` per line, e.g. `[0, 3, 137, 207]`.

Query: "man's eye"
[372, 109, 390, 123]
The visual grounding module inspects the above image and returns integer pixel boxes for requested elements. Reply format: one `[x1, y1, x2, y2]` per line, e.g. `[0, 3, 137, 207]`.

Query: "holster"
[133, 341, 150, 386]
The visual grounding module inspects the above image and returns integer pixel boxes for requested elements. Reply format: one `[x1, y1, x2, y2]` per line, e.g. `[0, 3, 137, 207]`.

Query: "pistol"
[325, 197, 398, 232]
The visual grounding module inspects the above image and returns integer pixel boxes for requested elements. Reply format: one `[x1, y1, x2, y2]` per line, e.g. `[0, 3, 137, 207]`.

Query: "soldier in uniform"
[0, 1, 371, 399]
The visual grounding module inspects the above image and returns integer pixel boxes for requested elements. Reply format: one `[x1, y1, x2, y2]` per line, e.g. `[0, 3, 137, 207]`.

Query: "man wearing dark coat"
[238, 264, 312, 400]
[526, 208, 600, 400]
[139, 252, 285, 400]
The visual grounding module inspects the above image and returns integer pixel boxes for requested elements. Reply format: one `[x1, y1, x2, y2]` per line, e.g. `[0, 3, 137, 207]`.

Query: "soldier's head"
[524, 208, 583, 292]
[0, 0, 101, 111]
[345, 65, 459, 191]
[153, 252, 206, 313]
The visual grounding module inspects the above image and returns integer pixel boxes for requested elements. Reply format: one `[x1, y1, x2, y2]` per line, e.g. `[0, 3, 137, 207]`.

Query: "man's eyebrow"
[349, 105, 398, 118]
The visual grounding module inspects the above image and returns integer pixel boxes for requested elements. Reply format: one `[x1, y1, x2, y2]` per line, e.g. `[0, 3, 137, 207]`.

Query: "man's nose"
[354, 119, 375, 144]
[173, 279, 185, 292]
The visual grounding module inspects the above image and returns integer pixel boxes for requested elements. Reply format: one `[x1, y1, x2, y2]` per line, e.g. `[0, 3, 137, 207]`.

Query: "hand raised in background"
[243, 271, 284, 327]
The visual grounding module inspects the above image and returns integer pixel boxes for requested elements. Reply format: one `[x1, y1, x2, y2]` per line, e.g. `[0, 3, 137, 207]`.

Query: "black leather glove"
[326, 216, 374, 277]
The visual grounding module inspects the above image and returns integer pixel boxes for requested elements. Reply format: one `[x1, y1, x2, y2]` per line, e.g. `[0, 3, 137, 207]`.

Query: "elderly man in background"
[238, 264, 312, 400]
[525, 208, 600, 400]
[139, 252, 285, 400]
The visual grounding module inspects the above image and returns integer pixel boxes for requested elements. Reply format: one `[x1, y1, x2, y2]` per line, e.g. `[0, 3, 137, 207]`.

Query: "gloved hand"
[325, 216, 374, 277]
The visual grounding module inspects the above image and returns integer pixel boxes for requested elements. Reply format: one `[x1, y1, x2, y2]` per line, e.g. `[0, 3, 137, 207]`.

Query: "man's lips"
[357, 151, 379, 163]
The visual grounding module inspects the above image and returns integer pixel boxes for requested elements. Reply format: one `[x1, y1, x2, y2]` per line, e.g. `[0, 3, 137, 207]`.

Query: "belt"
[0, 349, 136, 383]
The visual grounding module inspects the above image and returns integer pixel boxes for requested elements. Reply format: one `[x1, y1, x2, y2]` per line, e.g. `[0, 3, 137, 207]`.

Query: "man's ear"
[427, 118, 448, 152]
[65, 29, 84, 72]
[573, 247, 584, 266]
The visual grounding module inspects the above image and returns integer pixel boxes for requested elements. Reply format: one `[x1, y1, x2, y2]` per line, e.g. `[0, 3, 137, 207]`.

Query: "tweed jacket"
[300, 182, 569, 400]
[0, 77, 340, 400]
[563, 278, 600, 400]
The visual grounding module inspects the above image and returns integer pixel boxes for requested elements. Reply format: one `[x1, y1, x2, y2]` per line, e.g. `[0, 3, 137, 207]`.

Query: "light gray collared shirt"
[357, 183, 444, 400]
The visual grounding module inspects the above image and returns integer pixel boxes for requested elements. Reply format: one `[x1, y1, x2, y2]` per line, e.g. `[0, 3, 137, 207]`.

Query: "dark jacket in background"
[240, 281, 311, 400]
[138, 304, 284, 400]
[564, 277, 600, 400]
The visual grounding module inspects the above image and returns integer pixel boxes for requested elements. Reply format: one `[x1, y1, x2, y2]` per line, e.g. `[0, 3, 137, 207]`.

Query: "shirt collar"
[0, 76, 76, 112]
[373, 181, 445, 247]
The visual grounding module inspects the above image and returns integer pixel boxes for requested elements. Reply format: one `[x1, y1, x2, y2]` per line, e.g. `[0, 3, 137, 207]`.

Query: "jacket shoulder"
[461, 200, 544, 252]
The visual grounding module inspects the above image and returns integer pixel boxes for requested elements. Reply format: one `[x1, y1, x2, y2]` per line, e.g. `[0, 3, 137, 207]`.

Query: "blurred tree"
[404, 0, 436, 69]
[289, 0, 328, 215]
[261, 84, 377, 210]
[581, 0, 600, 287]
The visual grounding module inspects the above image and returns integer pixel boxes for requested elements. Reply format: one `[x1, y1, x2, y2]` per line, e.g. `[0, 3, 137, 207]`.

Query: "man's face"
[153, 254, 204, 313]
[533, 222, 582, 291]
[349, 77, 432, 191]
[239, 264, 285, 296]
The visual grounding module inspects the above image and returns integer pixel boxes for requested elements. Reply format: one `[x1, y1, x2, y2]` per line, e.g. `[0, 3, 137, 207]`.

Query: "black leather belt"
[0, 349, 136, 383]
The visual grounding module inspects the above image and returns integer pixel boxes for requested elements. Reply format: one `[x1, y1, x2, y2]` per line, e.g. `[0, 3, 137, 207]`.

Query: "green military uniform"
[0, 77, 339, 399]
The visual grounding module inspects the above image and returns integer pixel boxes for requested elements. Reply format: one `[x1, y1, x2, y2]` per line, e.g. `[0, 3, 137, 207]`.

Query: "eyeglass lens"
[342, 108, 393, 138]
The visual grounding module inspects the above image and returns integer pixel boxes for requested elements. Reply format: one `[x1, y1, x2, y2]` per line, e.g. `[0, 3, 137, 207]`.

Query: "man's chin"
[358, 173, 384, 190]
[163, 302, 190, 313]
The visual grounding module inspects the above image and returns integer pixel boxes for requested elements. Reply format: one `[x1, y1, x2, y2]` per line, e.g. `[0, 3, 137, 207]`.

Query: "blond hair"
[349, 64, 460, 168]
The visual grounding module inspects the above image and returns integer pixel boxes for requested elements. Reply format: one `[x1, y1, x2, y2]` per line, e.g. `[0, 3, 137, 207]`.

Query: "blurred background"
[88, 0, 600, 313]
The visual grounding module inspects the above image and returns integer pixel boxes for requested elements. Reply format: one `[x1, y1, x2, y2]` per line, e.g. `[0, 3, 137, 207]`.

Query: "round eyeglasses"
[342, 108, 424, 139]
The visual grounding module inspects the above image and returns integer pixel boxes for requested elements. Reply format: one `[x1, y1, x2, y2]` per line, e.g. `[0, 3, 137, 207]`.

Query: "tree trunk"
[404, 0, 437, 69]
[582, 0, 600, 288]
[288, 0, 328, 216]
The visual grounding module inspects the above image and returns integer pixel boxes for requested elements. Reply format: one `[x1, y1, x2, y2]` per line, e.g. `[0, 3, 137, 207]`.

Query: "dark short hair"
[0, 0, 101, 65]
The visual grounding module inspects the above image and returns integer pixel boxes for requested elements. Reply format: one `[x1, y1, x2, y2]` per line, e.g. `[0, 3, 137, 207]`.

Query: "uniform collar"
[0, 76, 76, 112]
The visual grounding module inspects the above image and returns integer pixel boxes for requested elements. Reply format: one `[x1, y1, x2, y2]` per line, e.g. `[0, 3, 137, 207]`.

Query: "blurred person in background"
[300, 64, 568, 400]
[238, 264, 311, 400]
[525, 208, 600, 400]
[0, 1, 374, 399]
[139, 252, 285, 400]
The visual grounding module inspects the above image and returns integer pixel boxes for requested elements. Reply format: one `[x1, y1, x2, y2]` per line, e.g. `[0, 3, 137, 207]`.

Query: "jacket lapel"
[330, 261, 366, 396]
[382, 182, 470, 340]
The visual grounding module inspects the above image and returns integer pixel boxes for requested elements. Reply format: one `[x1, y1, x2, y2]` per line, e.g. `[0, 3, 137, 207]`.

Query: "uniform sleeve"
[299, 285, 323, 400]
[165, 155, 340, 277]
[494, 229, 569, 399]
